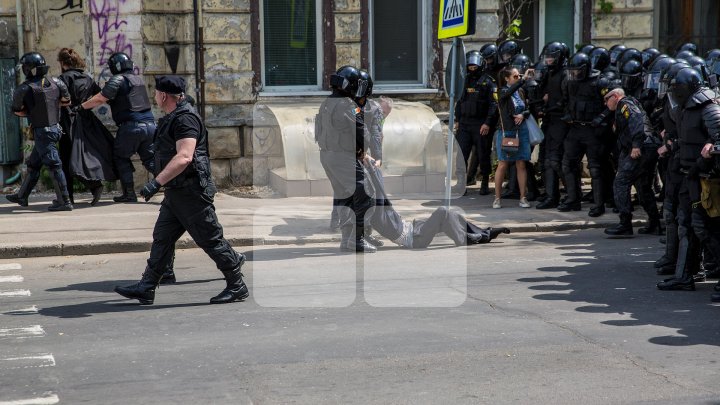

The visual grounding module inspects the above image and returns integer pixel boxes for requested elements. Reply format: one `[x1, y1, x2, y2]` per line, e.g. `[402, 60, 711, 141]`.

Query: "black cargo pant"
[541, 117, 569, 199]
[114, 121, 156, 185]
[146, 178, 244, 273]
[457, 123, 493, 180]
[562, 125, 604, 207]
[613, 146, 660, 218]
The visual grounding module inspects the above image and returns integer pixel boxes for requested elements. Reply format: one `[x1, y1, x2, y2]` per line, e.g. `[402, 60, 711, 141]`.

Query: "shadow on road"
[37, 299, 210, 318]
[517, 231, 720, 348]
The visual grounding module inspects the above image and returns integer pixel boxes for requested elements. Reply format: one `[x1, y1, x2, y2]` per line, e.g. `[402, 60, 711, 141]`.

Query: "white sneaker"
[519, 197, 531, 208]
[493, 198, 502, 209]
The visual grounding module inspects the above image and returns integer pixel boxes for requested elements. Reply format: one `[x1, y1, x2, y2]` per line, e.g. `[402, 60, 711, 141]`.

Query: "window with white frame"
[370, 0, 428, 86]
[261, 0, 322, 90]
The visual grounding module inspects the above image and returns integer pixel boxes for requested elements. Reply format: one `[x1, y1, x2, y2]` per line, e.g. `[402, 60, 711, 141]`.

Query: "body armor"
[542, 68, 566, 117]
[677, 89, 720, 168]
[107, 73, 152, 124]
[28, 78, 61, 128]
[458, 74, 495, 122]
[153, 100, 211, 188]
[315, 94, 361, 153]
[566, 73, 605, 123]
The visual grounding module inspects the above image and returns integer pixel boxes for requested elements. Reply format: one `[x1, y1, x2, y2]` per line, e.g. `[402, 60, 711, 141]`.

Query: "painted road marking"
[0, 290, 31, 297]
[1, 306, 38, 315]
[0, 276, 24, 283]
[0, 326, 45, 339]
[1, 354, 55, 369]
[0, 394, 60, 405]
[0, 263, 22, 271]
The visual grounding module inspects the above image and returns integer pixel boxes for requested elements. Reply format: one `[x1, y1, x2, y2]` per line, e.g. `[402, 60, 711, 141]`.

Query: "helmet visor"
[621, 74, 642, 90]
[355, 79, 369, 98]
[467, 54, 482, 67]
[658, 81, 669, 99]
[610, 50, 622, 64]
[644, 72, 661, 90]
[566, 67, 586, 81]
[501, 52, 513, 63]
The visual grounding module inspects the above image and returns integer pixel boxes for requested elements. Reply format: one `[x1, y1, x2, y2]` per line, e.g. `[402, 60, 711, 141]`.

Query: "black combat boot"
[604, 213, 633, 237]
[6, 169, 40, 207]
[638, 217, 664, 235]
[159, 252, 177, 284]
[654, 222, 678, 275]
[47, 173, 73, 212]
[90, 183, 103, 206]
[588, 179, 605, 217]
[114, 182, 138, 203]
[488, 227, 511, 240]
[343, 226, 377, 253]
[114, 266, 164, 304]
[478, 175, 490, 195]
[657, 235, 696, 291]
[536, 169, 559, 209]
[210, 258, 249, 304]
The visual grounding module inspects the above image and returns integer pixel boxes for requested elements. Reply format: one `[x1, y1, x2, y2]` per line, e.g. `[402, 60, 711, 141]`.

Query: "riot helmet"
[705, 49, 720, 65]
[609, 44, 627, 66]
[669, 67, 702, 107]
[677, 42, 698, 55]
[590, 47, 610, 71]
[580, 44, 595, 55]
[330, 65, 361, 97]
[618, 48, 642, 67]
[645, 56, 676, 90]
[566, 52, 591, 81]
[674, 50, 695, 61]
[533, 58, 548, 83]
[542, 41, 566, 70]
[466, 50, 485, 78]
[108, 52, 134, 75]
[18, 52, 48, 79]
[509, 54, 532, 73]
[641, 47, 661, 69]
[358, 70, 373, 98]
[658, 61, 690, 99]
[497, 40, 522, 66]
[603, 69, 618, 82]
[559, 43, 571, 60]
[619, 59, 643, 91]
[479, 44, 498, 69]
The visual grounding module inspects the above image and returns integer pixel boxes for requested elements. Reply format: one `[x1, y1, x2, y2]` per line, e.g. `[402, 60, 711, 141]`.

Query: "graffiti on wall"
[50, 0, 83, 17]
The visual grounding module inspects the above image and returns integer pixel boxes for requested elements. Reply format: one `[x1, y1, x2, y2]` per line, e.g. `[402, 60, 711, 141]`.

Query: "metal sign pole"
[445, 37, 459, 208]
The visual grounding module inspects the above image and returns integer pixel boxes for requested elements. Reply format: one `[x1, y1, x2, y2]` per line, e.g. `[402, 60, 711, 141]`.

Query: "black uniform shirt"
[614, 97, 647, 151]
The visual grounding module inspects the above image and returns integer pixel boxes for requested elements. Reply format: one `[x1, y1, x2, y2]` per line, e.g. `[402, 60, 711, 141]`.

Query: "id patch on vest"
[492, 90, 498, 101]
[466, 88, 476, 93]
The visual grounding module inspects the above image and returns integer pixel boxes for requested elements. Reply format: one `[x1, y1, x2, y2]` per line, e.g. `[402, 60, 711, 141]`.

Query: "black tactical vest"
[567, 77, 604, 123]
[153, 100, 211, 188]
[315, 95, 358, 153]
[543, 69, 565, 117]
[28, 78, 60, 128]
[459, 74, 493, 122]
[676, 95, 720, 169]
[107, 73, 152, 123]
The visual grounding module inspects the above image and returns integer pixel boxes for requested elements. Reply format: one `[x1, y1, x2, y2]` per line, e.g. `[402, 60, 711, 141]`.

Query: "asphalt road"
[1, 230, 719, 404]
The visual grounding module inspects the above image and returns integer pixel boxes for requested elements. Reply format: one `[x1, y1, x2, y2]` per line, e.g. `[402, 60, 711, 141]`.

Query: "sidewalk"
[0, 188, 642, 259]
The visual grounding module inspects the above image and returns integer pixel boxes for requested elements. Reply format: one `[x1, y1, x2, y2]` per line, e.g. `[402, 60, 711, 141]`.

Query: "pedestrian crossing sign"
[438, 0, 476, 39]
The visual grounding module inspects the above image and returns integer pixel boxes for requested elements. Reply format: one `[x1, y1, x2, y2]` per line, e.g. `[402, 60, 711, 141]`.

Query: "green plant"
[504, 18, 522, 39]
[598, 0, 614, 14]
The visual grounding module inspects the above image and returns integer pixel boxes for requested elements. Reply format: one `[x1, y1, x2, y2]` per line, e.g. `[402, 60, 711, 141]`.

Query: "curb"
[0, 219, 638, 259]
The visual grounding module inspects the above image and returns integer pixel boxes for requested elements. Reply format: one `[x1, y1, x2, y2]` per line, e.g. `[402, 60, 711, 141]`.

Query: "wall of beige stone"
[591, 0, 654, 50]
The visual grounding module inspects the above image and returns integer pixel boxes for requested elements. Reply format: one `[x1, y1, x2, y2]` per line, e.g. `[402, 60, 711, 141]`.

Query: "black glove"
[591, 116, 605, 128]
[139, 179, 161, 202]
[71, 105, 85, 114]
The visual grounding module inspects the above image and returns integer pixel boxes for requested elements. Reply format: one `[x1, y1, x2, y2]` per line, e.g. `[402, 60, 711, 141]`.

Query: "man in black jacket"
[114, 75, 248, 305]
[603, 88, 662, 237]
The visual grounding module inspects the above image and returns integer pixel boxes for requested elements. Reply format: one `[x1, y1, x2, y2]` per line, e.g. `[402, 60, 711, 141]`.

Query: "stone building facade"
[0, 1, 693, 189]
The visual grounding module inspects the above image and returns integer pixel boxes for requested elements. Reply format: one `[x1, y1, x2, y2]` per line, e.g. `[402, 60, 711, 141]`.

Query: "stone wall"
[0, 1, 17, 59]
[592, 0, 653, 50]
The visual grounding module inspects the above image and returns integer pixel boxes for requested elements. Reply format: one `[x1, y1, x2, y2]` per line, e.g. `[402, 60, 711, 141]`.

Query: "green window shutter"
[545, 0, 574, 47]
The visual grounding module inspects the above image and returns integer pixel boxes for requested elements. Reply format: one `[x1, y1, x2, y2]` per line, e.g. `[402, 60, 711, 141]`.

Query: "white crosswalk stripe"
[0, 264, 22, 271]
[1, 354, 56, 369]
[0, 290, 31, 297]
[0, 276, 23, 283]
[0, 326, 45, 339]
[0, 393, 60, 405]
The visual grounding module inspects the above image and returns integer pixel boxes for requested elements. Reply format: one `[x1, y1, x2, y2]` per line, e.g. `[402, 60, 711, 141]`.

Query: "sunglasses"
[512, 74, 521, 79]
[604, 94, 616, 102]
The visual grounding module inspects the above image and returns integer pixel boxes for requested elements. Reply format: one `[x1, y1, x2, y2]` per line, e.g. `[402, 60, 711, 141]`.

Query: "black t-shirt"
[168, 109, 202, 142]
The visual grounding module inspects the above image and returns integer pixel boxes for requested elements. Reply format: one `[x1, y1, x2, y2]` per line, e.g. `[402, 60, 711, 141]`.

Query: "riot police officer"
[80, 52, 155, 203]
[114, 75, 248, 305]
[558, 52, 610, 217]
[454, 51, 497, 195]
[603, 88, 662, 237]
[480, 43, 501, 80]
[536, 42, 569, 209]
[619, 59, 644, 98]
[316, 66, 375, 253]
[657, 67, 720, 292]
[7, 52, 73, 211]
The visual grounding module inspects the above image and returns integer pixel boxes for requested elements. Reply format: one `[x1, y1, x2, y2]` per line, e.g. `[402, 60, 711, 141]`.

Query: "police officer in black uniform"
[536, 42, 569, 209]
[454, 51, 497, 195]
[114, 76, 248, 305]
[657, 67, 720, 292]
[558, 52, 610, 217]
[7, 52, 73, 211]
[316, 66, 375, 253]
[603, 88, 662, 237]
[80, 52, 155, 203]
